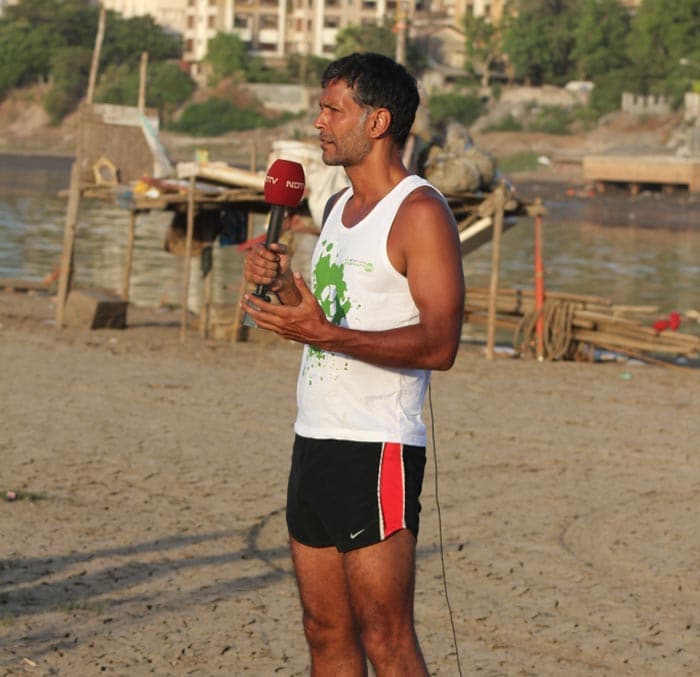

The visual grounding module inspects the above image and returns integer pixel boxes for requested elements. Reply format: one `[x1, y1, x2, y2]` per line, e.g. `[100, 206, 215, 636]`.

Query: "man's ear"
[368, 108, 391, 139]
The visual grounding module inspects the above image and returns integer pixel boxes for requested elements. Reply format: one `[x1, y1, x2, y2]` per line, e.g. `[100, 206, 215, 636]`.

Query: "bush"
[589, 68, 629, 116]
[528, 106, 575, 135]
[484, 114, 523, 132]
[170, 98, 296, 136]
[94, 62, 195, 122]
[43, 45, 92, 123]
[428, 92, 485, 129]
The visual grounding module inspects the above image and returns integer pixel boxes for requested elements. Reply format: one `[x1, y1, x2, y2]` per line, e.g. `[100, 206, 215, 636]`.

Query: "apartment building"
[0, 0, 18, 16]
[102, 0, 186, 35]
[101, 0, 488, 67]
[104, 0, 415, 65]
[433, 0, 505, 24]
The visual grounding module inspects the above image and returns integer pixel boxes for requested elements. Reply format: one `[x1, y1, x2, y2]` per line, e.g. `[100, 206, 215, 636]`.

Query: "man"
[242, 52, 464, 676]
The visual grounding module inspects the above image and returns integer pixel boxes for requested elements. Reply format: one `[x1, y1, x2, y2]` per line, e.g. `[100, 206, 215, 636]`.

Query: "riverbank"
[2, 289, 699, 675]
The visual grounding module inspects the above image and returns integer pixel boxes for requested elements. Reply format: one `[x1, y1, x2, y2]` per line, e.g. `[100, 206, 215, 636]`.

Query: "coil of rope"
[513, 299, 579, 360]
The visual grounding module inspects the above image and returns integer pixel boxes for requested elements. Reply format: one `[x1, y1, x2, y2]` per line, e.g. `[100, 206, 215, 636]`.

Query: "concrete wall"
[621, 92, 671, 116]
[684, 92, 700, 123]
[246, 84, 314, 114]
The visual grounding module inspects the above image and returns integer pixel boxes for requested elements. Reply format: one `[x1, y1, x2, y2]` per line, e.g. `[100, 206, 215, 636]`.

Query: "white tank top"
[294, 174, 437, 445]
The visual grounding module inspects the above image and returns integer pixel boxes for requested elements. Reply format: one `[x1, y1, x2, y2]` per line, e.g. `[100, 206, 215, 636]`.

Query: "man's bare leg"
[290, 537, 367, 676]
[345, 529, 427, 677]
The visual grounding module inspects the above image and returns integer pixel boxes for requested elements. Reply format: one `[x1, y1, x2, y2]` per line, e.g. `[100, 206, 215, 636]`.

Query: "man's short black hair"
[321, 52, 419, 148]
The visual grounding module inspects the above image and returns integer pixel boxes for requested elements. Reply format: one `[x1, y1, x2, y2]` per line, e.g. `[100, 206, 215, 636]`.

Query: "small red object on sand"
[653, 312, 682, 333]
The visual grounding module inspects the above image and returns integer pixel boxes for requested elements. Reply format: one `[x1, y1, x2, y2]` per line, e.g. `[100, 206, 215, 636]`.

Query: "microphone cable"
[428, 382, 464, 677]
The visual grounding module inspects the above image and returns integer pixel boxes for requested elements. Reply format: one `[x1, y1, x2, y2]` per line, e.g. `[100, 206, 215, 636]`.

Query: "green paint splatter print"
[313, 240, 351, 325]
[304, 240, 352, 369]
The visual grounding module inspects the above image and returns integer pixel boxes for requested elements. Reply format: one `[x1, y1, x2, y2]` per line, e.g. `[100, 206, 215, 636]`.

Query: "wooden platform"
[583, 154, 700, 193]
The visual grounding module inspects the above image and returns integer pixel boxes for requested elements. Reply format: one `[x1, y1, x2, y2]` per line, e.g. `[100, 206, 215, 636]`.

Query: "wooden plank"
[55, 160, 82, 329]
[0, 278, 52, 292]
[486, 184, 506, 360]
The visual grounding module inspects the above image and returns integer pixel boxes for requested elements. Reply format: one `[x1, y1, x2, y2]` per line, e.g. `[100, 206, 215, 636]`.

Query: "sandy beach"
[1, 289, 699, 676]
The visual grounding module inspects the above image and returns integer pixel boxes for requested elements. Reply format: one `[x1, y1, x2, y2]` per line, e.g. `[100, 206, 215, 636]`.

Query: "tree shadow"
[0, 508, 290, 623]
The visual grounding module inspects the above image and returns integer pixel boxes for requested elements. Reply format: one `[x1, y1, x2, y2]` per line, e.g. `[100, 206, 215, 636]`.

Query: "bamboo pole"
[85, 5, 106, 105]
[533, 206, 545, 360]
[199, 248, 213, 339]
[54, 161, 81, 329]
[122, 210, 137, 301]
[485, 183, 505, 360]
[395, 0, 408, 65]
[232, 142, 257, 343]
[55, 5, 106, 328]
[180, 176, 196, 342]
[137, 51, 148, 113]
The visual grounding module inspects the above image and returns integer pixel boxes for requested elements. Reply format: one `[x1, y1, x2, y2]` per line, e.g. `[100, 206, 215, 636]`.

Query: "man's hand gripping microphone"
[243, 158, 306, 327]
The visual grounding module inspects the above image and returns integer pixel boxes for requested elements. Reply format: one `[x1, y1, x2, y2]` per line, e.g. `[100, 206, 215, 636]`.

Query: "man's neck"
[345, 149, 408, 206]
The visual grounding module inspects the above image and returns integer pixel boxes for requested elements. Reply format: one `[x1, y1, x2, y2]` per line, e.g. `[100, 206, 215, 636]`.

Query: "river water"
[1, 154, 698, 336]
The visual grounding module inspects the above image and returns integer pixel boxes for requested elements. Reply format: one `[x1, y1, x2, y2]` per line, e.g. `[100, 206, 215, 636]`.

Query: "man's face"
[314, 79, 372, 167]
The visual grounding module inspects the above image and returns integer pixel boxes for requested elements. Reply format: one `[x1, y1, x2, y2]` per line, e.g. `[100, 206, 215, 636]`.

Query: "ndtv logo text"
[265, 176, 304, 191]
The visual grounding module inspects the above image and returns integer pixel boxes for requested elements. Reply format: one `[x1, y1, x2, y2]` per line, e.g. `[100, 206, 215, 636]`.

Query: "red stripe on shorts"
[379, 442, 406, 539]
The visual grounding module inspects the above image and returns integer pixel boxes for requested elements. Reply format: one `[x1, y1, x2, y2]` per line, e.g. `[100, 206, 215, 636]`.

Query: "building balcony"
[322, 27, 338, 44]
[259, 28, 280, 43]
[233, 28, 253, 41]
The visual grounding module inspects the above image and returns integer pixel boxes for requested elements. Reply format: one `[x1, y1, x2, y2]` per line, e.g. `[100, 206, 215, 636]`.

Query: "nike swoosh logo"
[350, 529, 366, 540]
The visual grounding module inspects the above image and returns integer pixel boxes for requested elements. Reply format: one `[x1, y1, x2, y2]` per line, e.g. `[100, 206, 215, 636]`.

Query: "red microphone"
[246, 159, 306, 320]
[261, 158, 306, 252]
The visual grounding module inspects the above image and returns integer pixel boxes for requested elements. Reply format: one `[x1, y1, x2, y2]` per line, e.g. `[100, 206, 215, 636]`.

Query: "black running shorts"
[286, 435, 426, 553]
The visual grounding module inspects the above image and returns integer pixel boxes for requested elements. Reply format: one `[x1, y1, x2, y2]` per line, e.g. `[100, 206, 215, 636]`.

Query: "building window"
[260, 14, 278, 28]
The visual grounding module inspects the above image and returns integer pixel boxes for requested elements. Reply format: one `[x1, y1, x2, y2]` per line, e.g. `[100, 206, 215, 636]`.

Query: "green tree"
[571, 0, 630, 80]
[502, 0, 578, 85]
[463, 14, 499, 86]
[101, 13, 181, 67]
[146, 62, 196, 119]
[0, 0, 184, 117]
[94, 61, 194, 120]
[285, 54, 332, 85]
[43, 45, 92, 122]
[626, 0, 700, 103]
[335, 23, 397, 60]
[205, 32, 251, 83]
[334, 22, 426, 74]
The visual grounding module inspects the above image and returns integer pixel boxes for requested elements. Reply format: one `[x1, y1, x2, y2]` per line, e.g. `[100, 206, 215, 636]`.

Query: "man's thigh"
[289, 537, 357, 632]
[290, 530, 418, 632]
[344, 529, 418, 626]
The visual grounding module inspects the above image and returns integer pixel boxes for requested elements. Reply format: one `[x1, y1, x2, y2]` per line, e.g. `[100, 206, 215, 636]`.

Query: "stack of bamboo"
[464, 287, 700, 364]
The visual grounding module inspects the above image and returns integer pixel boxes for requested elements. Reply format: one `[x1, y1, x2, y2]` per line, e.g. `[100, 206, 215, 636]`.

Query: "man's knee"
[302, 608, 356, 653]
[359, 616, 416, 664]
